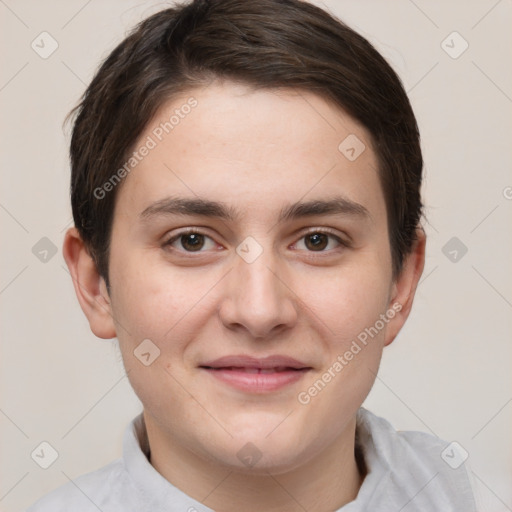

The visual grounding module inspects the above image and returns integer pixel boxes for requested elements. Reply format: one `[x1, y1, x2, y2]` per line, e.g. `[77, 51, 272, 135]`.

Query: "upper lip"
[200, 355, 311, 370]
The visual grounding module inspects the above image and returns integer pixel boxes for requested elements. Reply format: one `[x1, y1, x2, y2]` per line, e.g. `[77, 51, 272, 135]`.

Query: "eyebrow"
[139, 196, 370, 223]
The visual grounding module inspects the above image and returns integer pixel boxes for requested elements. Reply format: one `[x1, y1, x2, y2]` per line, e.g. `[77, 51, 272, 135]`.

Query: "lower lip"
[201, 368, 309, 393]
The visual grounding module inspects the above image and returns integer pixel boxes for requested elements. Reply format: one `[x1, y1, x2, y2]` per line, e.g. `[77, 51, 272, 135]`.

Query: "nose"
[218, 249, 298, 339]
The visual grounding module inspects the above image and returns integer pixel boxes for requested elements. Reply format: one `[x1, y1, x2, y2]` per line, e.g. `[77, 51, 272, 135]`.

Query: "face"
[88, 81, 418, 473]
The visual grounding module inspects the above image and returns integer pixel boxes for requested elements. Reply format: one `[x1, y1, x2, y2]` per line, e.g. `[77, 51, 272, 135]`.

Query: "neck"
[144, 413, 364, 512]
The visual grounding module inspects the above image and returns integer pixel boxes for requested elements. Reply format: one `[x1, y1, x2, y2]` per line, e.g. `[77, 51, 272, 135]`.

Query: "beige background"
[1, 0, 511, 510]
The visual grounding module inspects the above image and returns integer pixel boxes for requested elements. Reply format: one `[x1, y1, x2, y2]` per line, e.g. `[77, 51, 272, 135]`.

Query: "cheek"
[108, 264, 196, 414]
[296, 258, 392, 410]
[108, 255, 221, 399]
[109, 256, 194, 341]
[303, 262, 392, 343]
[296, 269, 392, 427]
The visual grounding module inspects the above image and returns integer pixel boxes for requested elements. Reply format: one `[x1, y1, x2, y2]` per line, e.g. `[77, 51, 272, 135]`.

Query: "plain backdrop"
[1, 1, 511, 511]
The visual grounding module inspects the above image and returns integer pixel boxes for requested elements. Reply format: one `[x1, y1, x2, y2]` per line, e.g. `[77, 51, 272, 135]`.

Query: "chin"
[204, 427, 315, 476]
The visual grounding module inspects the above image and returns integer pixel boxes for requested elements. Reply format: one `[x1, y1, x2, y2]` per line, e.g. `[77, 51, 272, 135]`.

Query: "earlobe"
[62, 227, 117, 339]
[384, 227, 426, 347]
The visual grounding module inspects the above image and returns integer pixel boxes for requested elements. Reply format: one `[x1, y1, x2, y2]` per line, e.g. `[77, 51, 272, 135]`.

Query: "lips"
[199, 355, 311, 393]
[208, 366, 299, 374]
[201, 355, 310, 370]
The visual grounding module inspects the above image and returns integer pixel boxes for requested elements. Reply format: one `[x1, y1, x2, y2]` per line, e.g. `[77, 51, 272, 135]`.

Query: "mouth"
[199, 355, 312, 393]
[202, 366, 306, 373]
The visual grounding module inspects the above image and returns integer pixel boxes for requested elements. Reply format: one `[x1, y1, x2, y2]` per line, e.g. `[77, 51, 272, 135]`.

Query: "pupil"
[306, 233, 328, 251]
[182, 233, 204, 251]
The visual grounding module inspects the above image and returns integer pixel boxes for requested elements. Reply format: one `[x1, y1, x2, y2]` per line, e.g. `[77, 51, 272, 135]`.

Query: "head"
[64, 0, 425, 475]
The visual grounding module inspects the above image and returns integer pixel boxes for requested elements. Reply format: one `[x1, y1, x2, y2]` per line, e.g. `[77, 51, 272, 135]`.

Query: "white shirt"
[26, 408, 478, 511]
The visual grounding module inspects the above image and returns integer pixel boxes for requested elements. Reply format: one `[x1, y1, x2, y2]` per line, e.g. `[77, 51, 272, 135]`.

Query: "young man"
[28, 0, 477, 510]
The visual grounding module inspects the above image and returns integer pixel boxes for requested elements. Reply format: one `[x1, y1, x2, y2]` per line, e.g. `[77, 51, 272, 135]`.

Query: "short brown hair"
[68, 0, 423, 285]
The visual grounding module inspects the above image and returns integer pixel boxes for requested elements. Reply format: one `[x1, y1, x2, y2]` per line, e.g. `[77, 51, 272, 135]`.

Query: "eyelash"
[161, 227, 350, 256]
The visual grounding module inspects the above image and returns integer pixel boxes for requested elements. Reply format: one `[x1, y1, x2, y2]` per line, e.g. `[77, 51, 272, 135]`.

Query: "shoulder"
[356, 408, 478, 511]
[25, 458, 138, 512]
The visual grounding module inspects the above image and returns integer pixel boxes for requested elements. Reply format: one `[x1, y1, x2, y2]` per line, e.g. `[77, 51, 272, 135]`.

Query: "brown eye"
[304, 233, 329, 251]
[293, 230, 346, 253]
[164, 231, 217, 253]
[180, 233, 205, 251]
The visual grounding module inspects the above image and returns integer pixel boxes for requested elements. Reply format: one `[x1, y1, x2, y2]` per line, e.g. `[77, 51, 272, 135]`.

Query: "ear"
[62, 227, 117, 339]
[384, 227, 426, 347]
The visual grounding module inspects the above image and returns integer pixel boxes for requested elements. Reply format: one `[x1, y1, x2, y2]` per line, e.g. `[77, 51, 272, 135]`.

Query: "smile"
[199, 355, 312, 393]
[205, 366, 300, 373]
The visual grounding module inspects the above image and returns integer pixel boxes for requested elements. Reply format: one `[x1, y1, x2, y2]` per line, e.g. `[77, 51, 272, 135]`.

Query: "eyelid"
[296, 226, 350, 242]
[162, 227, 220, 247]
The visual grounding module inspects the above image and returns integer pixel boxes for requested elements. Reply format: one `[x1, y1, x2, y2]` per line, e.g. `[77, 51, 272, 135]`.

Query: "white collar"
[122, 408, 477, 511]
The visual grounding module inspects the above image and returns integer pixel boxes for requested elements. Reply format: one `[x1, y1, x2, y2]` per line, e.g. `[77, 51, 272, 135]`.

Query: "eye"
[162, 228, 348, 256]
[163, 230, 218, 253]
[293, 230, 347, 252]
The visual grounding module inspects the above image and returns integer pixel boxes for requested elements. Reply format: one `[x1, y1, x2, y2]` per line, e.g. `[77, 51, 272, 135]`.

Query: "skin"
[64, 80, 425, 512]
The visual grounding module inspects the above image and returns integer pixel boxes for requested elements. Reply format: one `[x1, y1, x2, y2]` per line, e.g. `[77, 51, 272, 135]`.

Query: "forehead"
[114, 80, 385, 223]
